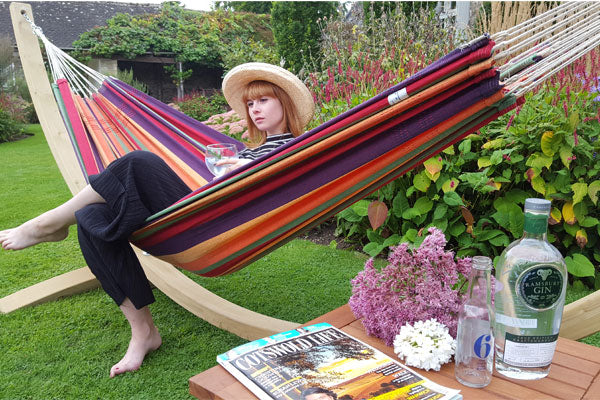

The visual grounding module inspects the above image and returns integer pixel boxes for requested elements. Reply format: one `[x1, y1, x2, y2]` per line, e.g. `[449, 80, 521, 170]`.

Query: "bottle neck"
[522, 211, 548, 240]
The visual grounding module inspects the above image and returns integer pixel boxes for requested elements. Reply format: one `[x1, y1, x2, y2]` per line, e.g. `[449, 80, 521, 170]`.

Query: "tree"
[214, 1, 273, 14]
[270, 1, 338, 73]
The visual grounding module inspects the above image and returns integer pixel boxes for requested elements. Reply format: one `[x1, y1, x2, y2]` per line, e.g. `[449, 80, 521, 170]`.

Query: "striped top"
[238, 133, 295, 160]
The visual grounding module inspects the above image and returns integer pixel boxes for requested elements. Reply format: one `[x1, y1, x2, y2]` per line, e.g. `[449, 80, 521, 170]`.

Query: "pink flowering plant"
[349, 227, 471, 346]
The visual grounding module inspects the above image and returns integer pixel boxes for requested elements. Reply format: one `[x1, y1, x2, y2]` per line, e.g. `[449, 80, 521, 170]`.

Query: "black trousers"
[75, 151, 191, 309]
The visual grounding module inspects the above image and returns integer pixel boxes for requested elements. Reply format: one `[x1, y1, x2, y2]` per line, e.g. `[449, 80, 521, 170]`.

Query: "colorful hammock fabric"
[47, 35, 520, 277]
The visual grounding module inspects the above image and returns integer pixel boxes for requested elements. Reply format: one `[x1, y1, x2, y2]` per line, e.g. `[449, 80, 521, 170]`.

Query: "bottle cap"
[524, 198, 551, 212]
[472, 256, 492, 270]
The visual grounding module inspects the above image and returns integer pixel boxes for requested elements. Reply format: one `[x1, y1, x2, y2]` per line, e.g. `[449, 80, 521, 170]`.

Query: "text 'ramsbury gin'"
[493, 198, 567, 380]
[455, 256, 494, 388]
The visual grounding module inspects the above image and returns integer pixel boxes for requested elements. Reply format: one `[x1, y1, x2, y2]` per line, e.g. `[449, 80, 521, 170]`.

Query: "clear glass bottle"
[455, 256, 494, 388]
[493, 198, 567, 380]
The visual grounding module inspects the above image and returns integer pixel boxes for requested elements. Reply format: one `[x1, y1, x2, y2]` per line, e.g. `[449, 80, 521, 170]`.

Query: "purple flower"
[349, 227, 472, 346]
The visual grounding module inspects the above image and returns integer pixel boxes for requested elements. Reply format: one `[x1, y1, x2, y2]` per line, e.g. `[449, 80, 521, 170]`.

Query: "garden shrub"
[174, 91, 229, 122]
[116, 68, 148, 94]
[0, 107, 24, 143]
[220, 37, 279, 73]
[271, 1, 338, 73]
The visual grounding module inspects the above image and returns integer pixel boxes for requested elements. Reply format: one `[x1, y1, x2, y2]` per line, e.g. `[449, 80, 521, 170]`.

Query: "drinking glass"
[205, 143, 239, 177]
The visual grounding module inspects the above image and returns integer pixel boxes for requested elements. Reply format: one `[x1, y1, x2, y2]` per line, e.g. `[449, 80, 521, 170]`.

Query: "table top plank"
[189, 305, 600, 400]
[583, 373, 600, 400]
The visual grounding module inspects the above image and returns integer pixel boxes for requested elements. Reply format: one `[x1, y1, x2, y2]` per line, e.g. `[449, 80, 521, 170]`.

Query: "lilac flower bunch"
[349, 227, 471, 346]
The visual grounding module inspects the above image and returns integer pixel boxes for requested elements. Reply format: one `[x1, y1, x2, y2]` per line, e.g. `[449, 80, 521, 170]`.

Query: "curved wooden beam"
[561, 291, 600, 341]
[5, 2, 299, 341]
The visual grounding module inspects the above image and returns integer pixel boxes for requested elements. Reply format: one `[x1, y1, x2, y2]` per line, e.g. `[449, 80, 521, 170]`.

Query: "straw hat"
[222, 62, 315, 129]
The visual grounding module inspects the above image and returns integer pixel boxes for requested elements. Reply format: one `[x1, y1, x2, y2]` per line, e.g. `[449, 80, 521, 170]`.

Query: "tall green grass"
[1, 127, 598, 399]
[0, 127, 369, 399]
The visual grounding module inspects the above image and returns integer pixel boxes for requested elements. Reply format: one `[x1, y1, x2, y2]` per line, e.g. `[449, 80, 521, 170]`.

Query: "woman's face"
[247, 95, 286, 135]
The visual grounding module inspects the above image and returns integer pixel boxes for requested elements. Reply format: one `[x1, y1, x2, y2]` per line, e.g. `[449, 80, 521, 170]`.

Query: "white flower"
[393, 319, 456, 371]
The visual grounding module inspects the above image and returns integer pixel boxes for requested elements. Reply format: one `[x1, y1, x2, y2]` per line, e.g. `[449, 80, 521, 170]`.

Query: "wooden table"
[189, 304, 600, 399]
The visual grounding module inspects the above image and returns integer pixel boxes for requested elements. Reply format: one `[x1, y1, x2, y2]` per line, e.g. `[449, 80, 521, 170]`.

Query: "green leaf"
[573, 201, 588, 224]
[540, 131, 561, 157]
[571, 182, 588, 205]
[443, 191, 464, 206]
[458, 139, 472, 153]
[482, 138, 504, 150]
[413, 170, 431, 192]
[568, 111, 580, 131]
[402, 229, 418, 243]
[448, 222, 466, 237]
[366, 229, 383, 243]
[477, 157, 492, 168]
[414, 197, 434, 215]
[441, 178, 459, 193]
[423, 157, 443, 182]
[559, 145, 573, 168]
[490, 150, 504, 165]
[588, 180, 600, 205]
[489, 233, 510, 247]
[351, 200, 370, 217]
[433, 204, 448, 220]
[527, 153, 554, 171]
[565, 254, 595, 278]
[430, 218, 448, 232]
[392, 192, 410, 217]
[531, 175, 546, 195]
[442, 145, 455, 155]
[382, 234, 402, 248]
[363, 242, 385, 257]
[402, 208, 420, 220]
[337, 207, 362, 222]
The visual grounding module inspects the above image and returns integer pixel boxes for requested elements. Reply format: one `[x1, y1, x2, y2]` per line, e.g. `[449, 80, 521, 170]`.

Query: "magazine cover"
[217, 322, 462, 400]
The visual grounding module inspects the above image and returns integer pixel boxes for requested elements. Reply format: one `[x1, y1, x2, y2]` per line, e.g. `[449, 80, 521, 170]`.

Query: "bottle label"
[495, 313, 537, 328]
[502, 333, 558, 367]
[523, 213, 548, 234]
[516, 265, 563, 310]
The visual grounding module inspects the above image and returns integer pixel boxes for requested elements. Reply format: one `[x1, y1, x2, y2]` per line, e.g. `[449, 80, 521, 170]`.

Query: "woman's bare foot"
[0, 217, 69, 250]
[109, 324, 162, 378]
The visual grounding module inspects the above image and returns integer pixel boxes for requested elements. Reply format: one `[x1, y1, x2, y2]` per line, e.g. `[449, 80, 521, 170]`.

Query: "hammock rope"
[18, 2, 600, 277]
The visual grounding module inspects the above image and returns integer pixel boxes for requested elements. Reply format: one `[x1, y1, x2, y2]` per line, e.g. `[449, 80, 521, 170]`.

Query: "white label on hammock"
[387, 88, 408, 105]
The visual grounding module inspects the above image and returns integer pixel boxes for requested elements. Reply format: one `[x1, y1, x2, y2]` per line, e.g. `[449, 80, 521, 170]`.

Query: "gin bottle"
[455, 256, 494, 388]
[493, 198, 567, 380]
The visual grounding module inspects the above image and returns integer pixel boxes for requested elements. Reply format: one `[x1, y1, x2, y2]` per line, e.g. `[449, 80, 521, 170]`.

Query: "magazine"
[217, 322, 462, 400]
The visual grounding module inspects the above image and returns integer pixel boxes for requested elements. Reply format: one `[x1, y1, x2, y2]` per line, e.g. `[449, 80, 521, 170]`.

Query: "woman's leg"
[110, 298, 162, 378]
[0, 185, 104, 250]
[74, 151, 191, 377]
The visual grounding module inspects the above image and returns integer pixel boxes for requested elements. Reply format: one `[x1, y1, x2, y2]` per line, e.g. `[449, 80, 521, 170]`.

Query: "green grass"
[1, 126, 599, 399]
[0, 127, 370, 399]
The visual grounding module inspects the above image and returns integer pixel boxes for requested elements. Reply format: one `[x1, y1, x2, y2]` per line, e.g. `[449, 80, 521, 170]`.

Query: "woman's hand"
[212, 158, 252, 179]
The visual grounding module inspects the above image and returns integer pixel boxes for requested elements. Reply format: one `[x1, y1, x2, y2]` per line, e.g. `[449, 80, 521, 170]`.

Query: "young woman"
[0, 63, 314, 377]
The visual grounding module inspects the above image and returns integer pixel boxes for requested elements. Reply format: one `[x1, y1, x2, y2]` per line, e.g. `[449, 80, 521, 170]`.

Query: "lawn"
[1, 126, 598, 399]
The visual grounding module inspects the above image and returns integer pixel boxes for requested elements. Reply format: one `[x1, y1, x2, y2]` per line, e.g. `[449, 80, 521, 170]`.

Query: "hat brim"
[222, 63, 315, 129]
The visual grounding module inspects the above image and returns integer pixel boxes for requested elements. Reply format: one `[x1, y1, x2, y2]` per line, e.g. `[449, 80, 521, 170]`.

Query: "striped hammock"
[26, 2, 600, 277]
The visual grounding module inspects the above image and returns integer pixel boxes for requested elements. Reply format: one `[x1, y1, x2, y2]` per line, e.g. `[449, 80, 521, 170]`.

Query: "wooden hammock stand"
[2, 2, 600, 342]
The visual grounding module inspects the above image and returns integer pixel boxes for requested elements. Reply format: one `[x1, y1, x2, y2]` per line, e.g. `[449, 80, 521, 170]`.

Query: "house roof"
[0, 1, 161, 49]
